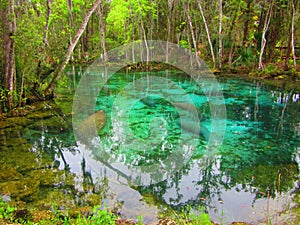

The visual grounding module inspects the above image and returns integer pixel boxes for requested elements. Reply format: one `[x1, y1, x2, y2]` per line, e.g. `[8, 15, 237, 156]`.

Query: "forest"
[0, 0, 299, 113]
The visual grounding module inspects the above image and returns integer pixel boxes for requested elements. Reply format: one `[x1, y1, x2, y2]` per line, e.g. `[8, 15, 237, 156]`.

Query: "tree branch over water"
[44, 0, 102, 97]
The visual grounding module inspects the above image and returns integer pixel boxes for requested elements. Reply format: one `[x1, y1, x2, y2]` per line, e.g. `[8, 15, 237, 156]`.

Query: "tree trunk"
[130, 7, 135, 63]
[197, 0, 216, 68]
[66, 0, 73, 44]
[2, 1, 9, 89]
[258, 1, 274, 70]
[291, 0, 297, 71]
[44, 0, 102, 96]
[37, 0, 51, 80]
[166, 0, 174, 63]
[4, 0, 17, 111]
[43, 0, 51, 46]
[228, 39, 235, 65]
[242, 0, 251, 46]
[149, 0, 154, 41]
[186, 3, 201, 67]
[141, 23, 150, 63]
[227, 2, 240, 65]
[284, 31, 292, 71]
[97, 4, 107, 62]
[218, 0, 223, 69]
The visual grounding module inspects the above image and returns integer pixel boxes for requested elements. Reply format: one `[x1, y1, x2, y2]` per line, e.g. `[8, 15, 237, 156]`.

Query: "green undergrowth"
[0, 198, 213, 225]
[0, 199, 117, 225]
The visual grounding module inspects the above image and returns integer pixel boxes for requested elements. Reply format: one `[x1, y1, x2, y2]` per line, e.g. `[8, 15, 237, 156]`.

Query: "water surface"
[0, 70, 299, 224]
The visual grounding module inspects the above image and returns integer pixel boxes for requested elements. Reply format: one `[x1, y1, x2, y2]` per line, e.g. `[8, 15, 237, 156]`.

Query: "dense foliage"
[0, 0, 299, 112]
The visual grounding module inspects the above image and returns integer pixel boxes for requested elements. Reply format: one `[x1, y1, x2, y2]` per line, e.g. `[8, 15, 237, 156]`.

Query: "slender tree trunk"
[130, 7, 135, 63]
[44, 0, 102, 96]
[149, 0, 154, 41]
[19, 70, 25, 107]
[141, 23, 150, 63]
[284, 32, 292, 71]
[197, 0, 216, 68]
[84, 22, 89, 52]
[36, 0, 51, 80]
[242, 0, 251, 46]
[283, 1, 292, 70]
[43, 0, 51, 46]
[187, 3, 201, 67]
[66, 0, 73, 43]
[187, 30, 194, 68]
[218, 0, 223, 69]
[227, 2, 240, 65]
[258, 1, 274, 70]
[156, 0, 159, 38]
[2, 1, 9, 89]
[166, 0, 174, 63]
[229, 39, 235, 65]
[5, 0, 17, 111]
[291, 0, 297, 71]
[97, 4, 107, 62]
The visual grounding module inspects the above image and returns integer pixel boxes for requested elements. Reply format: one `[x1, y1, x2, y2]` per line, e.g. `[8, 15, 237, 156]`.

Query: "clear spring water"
[0, 70, 299, 224]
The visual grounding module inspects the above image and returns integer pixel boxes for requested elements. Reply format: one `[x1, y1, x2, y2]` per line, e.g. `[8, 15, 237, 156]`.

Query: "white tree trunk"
[258, 1, 274, 70]
[218, 0, 223, 69]
[98, 4, 107, 62]
[166, 0, 174, 63]
[187, 3, 201, 67]
[197, 0, 216, 68]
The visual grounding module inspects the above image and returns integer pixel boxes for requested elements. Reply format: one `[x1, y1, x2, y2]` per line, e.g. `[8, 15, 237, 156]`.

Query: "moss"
[0, 148, 53, 173]
[0, 178, 40, 201]
[3, 138, 28, 148]
[27, 169, 75, 187]
[26, 110, 55, 120]
[54, 95, 74, 116]
[0, 117, 33, 129]
[34, 190, 76, 209]
[80, 193, 101, 206]
[0, 165, 22, 182]
[29, 115, 69, 133]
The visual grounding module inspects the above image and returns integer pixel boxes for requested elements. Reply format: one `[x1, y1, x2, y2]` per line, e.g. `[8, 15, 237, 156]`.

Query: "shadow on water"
[0, 70, 300, 224]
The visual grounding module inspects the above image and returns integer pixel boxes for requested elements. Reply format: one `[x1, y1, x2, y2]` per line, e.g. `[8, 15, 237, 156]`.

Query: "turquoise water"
[90, 70, 300, 223]
[0, 70, 299, 224]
